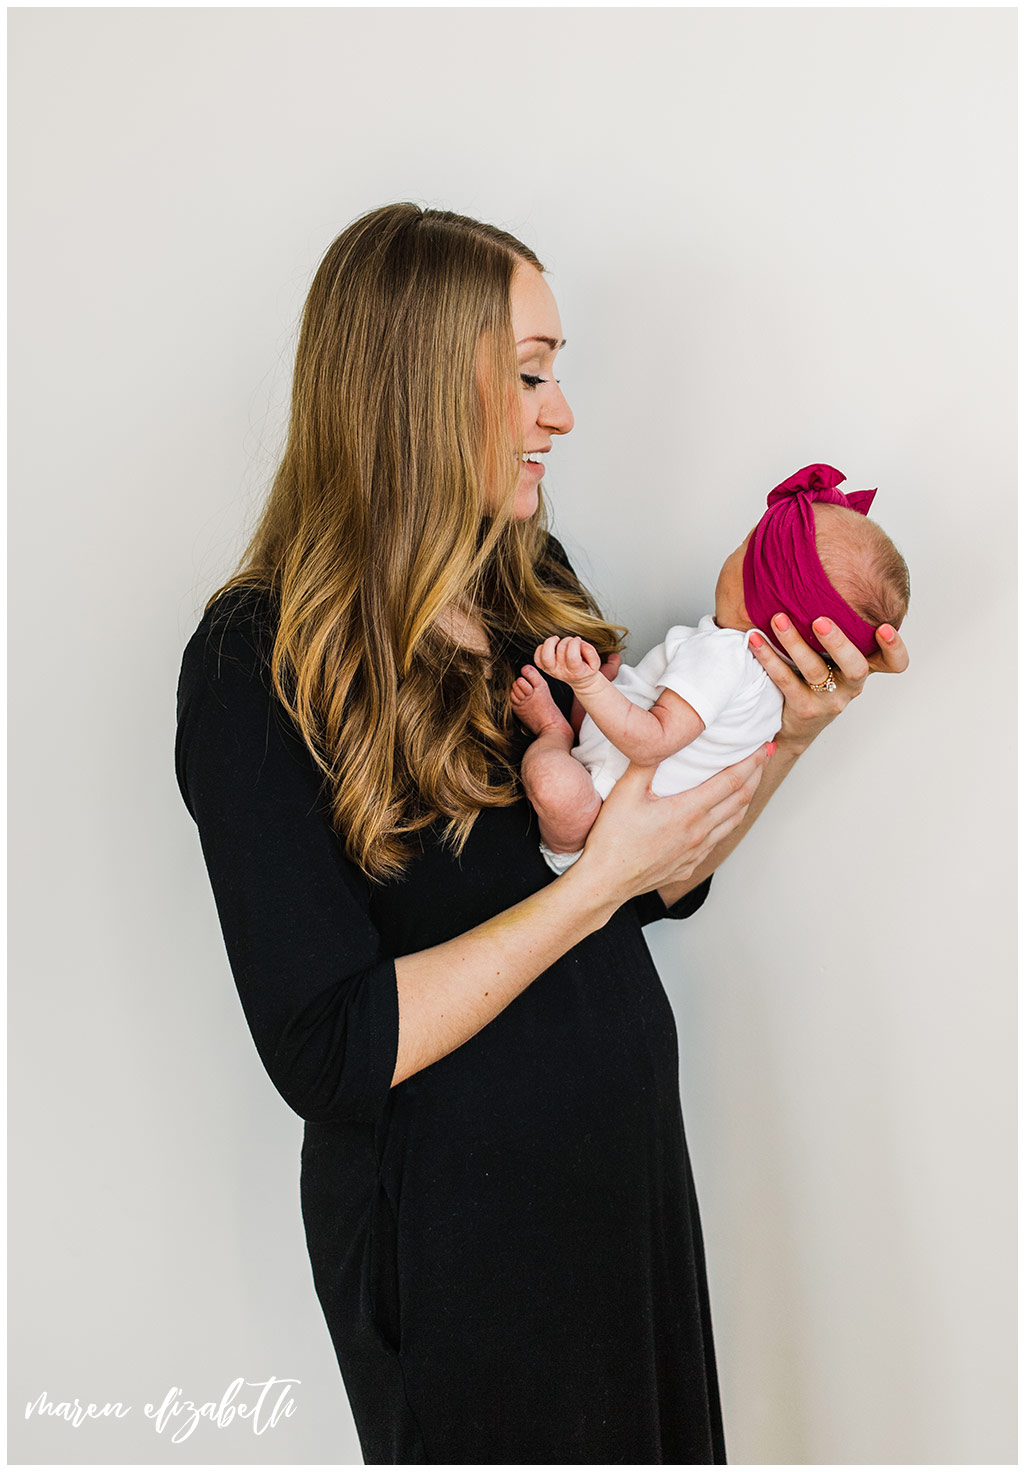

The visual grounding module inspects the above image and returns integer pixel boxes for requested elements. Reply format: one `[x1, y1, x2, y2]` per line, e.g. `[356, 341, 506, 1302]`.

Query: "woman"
[175, 203, 907, 1464]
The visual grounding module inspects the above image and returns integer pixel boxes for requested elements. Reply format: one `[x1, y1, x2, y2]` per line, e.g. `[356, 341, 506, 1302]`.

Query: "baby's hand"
[534, 635, 604, 688]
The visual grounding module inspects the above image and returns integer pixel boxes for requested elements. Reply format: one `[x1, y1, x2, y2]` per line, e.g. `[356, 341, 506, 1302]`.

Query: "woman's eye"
[520, 374, 547, 390]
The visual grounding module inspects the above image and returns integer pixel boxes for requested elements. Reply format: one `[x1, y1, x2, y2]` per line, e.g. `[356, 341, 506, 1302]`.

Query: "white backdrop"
[9, 7, 1016, 1465]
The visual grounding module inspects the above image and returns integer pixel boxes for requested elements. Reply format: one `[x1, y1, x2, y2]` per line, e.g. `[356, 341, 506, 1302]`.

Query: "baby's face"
[713, 531, 754, 632]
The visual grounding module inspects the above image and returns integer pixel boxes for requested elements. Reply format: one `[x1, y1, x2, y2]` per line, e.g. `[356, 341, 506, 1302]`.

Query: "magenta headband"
[742, 463, 879, 658]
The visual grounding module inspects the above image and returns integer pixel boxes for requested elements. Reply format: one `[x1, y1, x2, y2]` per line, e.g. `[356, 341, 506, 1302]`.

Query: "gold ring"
[807, 668, 837, 694]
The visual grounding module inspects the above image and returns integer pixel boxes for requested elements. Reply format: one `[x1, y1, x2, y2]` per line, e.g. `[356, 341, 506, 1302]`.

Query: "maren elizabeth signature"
[26, 1377, 299, 1442]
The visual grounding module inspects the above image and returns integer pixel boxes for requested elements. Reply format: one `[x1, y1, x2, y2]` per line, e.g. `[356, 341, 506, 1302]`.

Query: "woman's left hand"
[749, 615, 910, 756]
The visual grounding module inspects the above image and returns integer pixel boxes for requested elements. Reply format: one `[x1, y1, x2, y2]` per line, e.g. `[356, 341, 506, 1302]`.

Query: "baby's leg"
[523, 735, 603, 856]
[511, 665, 603, 854]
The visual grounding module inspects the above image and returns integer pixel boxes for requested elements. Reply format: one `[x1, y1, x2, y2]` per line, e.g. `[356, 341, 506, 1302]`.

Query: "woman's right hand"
[574, 745, 774, 906]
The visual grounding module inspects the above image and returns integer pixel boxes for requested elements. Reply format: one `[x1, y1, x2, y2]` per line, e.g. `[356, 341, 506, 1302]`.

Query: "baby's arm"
[533, 636, 705, 765]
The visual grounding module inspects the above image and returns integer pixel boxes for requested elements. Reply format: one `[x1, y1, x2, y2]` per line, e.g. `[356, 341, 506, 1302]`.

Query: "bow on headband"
[742, 464, 880, 658]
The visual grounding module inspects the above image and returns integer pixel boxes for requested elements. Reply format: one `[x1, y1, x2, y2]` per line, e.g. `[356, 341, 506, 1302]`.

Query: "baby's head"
[714, 463, 910, 655]
[809, 502, 910, 634]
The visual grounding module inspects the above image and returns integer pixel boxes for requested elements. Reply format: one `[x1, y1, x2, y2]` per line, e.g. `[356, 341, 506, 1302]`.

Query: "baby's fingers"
[562, 636, 596, 676]
[534, 636, 560, 672]
[579, 639, 602, 673]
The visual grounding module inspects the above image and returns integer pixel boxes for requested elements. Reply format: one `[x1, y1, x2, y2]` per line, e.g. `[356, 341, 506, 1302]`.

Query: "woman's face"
[505, 264, 575, 520]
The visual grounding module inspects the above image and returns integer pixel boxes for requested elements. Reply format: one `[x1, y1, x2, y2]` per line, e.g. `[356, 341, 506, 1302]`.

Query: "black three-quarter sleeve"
[175, 592, 400, 1126]
[632, 877, 714, 927]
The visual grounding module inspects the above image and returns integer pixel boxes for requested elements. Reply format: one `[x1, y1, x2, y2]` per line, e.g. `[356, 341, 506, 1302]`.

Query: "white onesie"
[540, 615, 784, 874]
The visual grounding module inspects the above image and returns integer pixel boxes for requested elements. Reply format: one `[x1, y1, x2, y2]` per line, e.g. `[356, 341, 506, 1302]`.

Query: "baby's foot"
[510, 665, 574, 741]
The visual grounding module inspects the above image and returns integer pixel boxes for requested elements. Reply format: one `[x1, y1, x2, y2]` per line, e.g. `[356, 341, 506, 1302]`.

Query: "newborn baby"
[512, 464, 911, 874]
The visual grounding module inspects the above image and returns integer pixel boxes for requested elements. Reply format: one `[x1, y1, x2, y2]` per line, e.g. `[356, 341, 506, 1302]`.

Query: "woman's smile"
[509, 263, 573, 518]
[518, 449, 549, 478]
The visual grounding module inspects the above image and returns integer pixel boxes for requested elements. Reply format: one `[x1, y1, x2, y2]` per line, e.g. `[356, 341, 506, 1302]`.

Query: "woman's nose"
[541, 381, 575, 436]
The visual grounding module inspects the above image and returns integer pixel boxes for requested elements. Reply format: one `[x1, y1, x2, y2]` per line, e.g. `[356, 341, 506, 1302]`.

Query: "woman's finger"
[613, 759, 659, 798]
[805, 617, 871, 685]
[769, 614, 870, 687]
[747, 632, 807, 697]
[698, 757, 767, 835]
[662, 743, 772, 822]
[867, 623, 910, 675]
[613, 748, 768, 836]
[670, 758, 769, 872]
[696, 804, 751, 860]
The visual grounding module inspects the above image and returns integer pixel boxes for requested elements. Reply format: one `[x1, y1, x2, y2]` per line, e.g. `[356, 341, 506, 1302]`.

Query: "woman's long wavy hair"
[210, 203, 626, 881]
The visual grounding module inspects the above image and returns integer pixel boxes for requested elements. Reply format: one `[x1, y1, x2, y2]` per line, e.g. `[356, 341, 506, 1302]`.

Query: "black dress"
[175, 544, 727, 1466]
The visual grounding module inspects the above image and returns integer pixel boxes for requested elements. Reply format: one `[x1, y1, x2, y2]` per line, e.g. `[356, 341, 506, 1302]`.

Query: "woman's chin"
[512, 484, 540, 521]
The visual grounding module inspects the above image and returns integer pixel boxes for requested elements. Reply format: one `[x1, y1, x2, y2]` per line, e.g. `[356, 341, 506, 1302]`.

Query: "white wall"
[9, 8, 1015, 1465]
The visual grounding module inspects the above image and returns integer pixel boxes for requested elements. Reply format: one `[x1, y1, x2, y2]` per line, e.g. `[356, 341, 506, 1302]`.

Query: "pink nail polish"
[813, 618, 833, 636]
[773, 614, 790, 632]
[748, 632, 764, 649]
[879, 625, 896, 643]
[766, 741, 777, 756]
